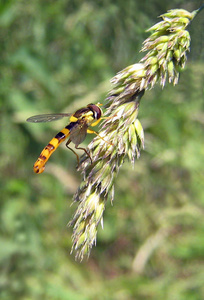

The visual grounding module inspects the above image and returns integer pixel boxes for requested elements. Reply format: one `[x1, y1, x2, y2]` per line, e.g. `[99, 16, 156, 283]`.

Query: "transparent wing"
[69, 123, 88, 145]
[26, 113, 72, 123]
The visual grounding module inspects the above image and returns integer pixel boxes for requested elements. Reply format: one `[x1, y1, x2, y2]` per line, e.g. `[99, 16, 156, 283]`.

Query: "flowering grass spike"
[69, 8, 200, 261]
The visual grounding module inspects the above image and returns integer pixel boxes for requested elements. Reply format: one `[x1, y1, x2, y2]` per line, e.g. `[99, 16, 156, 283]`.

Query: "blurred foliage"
[0, 0, 204, 299]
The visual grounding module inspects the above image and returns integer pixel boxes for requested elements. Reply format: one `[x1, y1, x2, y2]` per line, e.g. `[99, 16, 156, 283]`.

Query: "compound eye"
[88, 104, 102, 119]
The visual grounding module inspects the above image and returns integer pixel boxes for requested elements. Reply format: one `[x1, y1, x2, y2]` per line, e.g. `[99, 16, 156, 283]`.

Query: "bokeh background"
[1, 0, 204, 299]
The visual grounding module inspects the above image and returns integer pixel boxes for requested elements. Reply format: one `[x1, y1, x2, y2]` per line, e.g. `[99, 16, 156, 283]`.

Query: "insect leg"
[90, 115, 116, 126]
[65, 139, 93, 166]
[75, 145, 93, 164]
[65, 139, 80, 166]
[87, 129, 113, 146]
[90, 118, 101, 127]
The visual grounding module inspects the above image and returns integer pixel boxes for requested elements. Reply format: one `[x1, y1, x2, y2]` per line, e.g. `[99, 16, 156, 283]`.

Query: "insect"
[27, 103, 103, 174]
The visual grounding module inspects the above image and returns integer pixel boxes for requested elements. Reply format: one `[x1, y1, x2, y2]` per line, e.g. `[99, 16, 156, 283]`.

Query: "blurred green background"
[1, 0, 204, 299]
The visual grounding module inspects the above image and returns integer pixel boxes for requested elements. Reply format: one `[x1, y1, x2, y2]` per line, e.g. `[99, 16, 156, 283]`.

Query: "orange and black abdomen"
[33, 122, 76, 174]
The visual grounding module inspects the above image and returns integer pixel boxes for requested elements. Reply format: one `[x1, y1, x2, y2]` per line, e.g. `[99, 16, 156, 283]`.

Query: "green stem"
[197, 4, 204, 13]
[192, 4, 204, 19]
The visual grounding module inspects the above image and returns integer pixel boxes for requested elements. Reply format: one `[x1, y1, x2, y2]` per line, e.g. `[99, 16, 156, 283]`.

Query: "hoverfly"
[27, 103, 103, 174]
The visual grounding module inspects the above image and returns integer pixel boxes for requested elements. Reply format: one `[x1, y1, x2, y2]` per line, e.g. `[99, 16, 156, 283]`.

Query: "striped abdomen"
[33, 123, 75, 174]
